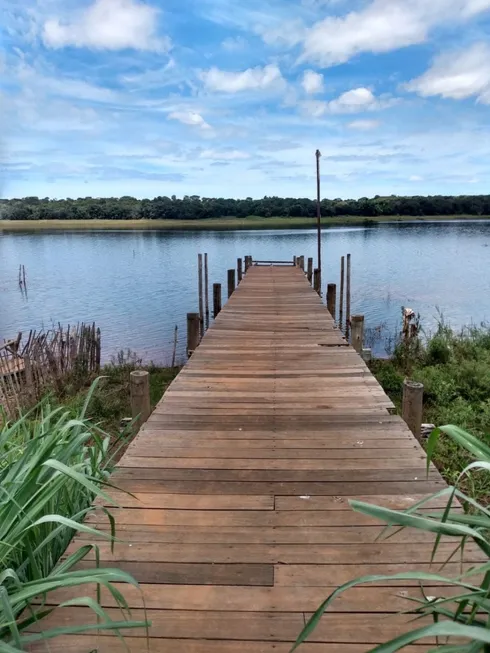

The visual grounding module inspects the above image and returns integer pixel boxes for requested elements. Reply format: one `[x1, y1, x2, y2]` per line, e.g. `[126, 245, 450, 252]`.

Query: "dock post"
[299, 256, 305, 271]
[403, 380, 424, 441]
[307, 258, 313, 284]
[204, 253, 209, 330]
[293, 256, 297, 266]
[350, 315, 364, 354]
[228, 269, 236, 298]
[187, 313, 200, 356]
[198, 254, 204, 337]
[245, 256, 251, 272]
[327, 283, 337, 320]
[346, 253, 351, 338]
[313, 268, 321, 295]
[213, 283, 222, 318]
[339, 256, 345, 331]
[130, 370, 151, 432]
[237, 258, 243, 284]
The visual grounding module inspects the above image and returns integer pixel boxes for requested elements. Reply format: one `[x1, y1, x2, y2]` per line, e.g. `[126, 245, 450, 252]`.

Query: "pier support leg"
[403, 380, 424, 441]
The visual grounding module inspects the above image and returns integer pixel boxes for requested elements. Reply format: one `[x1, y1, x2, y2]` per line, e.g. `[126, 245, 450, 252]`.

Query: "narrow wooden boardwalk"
[40, 265, 466, 652]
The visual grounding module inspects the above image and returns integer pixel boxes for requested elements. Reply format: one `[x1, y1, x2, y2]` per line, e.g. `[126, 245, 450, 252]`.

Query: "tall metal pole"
[316, 149, 322, 291]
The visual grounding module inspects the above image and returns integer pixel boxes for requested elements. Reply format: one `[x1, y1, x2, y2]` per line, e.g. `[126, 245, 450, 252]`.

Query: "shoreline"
[1, 215, 489, 232]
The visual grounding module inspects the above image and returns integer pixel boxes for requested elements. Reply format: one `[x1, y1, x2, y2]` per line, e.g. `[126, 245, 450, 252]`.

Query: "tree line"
[1, 194, 490, 221]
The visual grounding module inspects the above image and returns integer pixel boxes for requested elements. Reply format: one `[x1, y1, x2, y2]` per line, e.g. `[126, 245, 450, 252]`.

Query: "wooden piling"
[204, 253, 209, 330]
[307, 258, 313, 284]
[198, 254, 204, 337]
[213, 284, 222, 318]
[339, 256, 345, 331]
[237, 258, 243, 284]
[130, 370, 151, 432]
[228, 269, 236, 298]
[187, 313, 200, 356]
[346, 253, 351, 338]
[293, 256, 297, 266]
[327, 283, 337, 320]
[313, 268, 321, 295]
[299, 256, 305, 271]
[402, 380, 424, 441]
[350, 315, 364, 354]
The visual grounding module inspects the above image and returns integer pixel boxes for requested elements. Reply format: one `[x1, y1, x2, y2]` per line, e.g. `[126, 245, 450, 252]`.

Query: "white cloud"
[301, 87, 395, 116]
[410, 175, 423, 181]
[199, 149, 250, 161]
[258, 19, 306, 47]
[201, 64, 284, 93]
[302, 70, 324, 95]
[42, 0, 168, 51]
[405, 42, 490, 104]
[222, 36, 247, 51]
[168, 111, 211, 130]
[300, 0, 490, 67]
[347, 119, 381, 130]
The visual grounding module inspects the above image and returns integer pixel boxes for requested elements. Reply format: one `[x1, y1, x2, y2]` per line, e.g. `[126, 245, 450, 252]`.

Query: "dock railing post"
[350, 315, 364, 354]
[307, 258, 313, 284]
[299, 256, 305, 271]
[293, 256, 297, 266]
[204, 253, 209, 330]
[228, 269, 236, 298]
[187, 312, 200, 357]
[403, 380, 424, 441]
[327, 283, 337, 320]
[213, 283, 222, 318]
[313, 268, 321, 295]
[339, 256, 345, 331]
[237, 258, 243, 284]
[346, 253, 351, 338]
[130, 370, 151, 432]
[198, 254, 204, 337]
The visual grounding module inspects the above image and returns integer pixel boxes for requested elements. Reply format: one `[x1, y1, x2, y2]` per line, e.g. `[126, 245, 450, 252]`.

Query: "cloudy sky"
[1, 0, 490, 200]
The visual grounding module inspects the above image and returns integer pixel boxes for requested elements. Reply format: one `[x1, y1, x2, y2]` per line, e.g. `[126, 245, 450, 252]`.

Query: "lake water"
[0, 221, 489, 363]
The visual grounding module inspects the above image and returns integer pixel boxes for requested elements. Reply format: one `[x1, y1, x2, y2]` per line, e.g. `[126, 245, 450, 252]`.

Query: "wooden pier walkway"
[41, 265, 461, 652]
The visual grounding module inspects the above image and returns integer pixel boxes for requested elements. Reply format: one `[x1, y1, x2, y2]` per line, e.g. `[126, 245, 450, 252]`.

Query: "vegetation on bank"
[294, 425, 490, 652]
[2, 194, 490, 223]
[0, 214, 488, 232]
[371, 321, 490, 500]
[0, 382, 149, 650]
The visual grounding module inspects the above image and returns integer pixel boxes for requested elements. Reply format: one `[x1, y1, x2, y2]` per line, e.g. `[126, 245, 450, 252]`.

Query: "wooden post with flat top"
[327, 283, 337, 320]
[213, 283, 222, 318]
[313, 268, 321, 295]
[130, 370, 151, 432]
[350, 315, 364, 354]
[228, 269, 236, 298]
[339, 256, 345, 331]
[237, 258, 243, 284]
[299, 256, 305, 271]
[187, 313, 200, 357]
[346, 253, 351, 338]
[403, 380, 424, 441]
[204, 253, 209, 330]
[198, 254, 204, 337]
[307, 258, 313, 284]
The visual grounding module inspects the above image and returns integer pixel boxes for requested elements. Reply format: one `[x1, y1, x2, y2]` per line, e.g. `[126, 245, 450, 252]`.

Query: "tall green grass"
[292, 426, 490, 652]
[1, 380, 148, 650]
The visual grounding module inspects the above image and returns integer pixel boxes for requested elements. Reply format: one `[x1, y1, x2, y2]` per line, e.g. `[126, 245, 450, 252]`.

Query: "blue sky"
[1, 0, 490, 200]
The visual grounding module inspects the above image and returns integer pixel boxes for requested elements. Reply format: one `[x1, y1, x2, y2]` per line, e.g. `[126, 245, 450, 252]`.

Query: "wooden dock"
[38, 265, 461, 652]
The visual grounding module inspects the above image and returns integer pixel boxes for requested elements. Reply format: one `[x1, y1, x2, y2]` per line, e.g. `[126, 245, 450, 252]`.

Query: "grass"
[371, 321, 490, 502]
[293, 425, 490, 652]
[0, 381, 149, 650]
[1, 214, 489, 231]
[56, 350, 180, 439]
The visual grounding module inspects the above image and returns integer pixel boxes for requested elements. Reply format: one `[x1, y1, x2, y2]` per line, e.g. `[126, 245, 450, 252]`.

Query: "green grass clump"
[370, 322, 490, 501]
[0, 381, 148, 650]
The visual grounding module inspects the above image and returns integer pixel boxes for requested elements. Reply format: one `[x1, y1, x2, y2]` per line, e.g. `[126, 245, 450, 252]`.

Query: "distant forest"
[1, 194, 490, 220]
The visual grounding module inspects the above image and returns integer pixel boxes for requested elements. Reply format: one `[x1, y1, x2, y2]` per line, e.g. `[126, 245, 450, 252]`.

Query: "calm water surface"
[0, 221, 489, 362]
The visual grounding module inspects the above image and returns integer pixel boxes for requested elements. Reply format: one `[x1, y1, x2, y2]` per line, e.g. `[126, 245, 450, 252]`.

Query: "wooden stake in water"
[346, 253, 351, 339]
[228, 269, 236, 299]
[198, 254, 204, 337]
[339, 256, 345, 331]
[204, 253, 209, 330]
[187, 313, 200, 357]
[237, 258, 243, 284]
